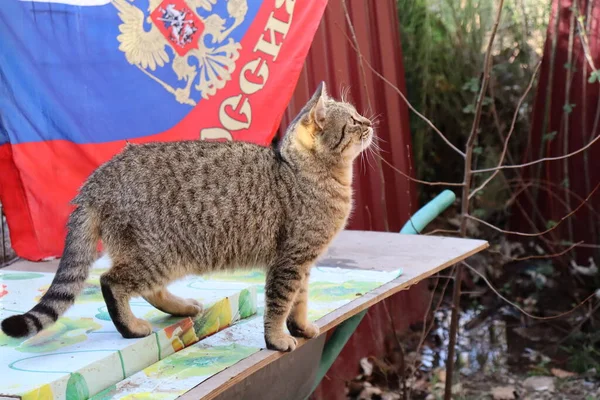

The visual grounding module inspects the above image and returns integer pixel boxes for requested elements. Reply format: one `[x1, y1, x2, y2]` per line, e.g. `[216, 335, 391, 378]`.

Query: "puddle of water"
[419, 307, 510, 376]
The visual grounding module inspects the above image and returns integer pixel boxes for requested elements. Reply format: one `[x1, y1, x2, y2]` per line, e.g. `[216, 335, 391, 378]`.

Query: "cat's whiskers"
[360, 137, 366, 172]
[370, 141, 387, 154]
[367, 144, 377, 171]
[368, 113, 382, 125]
[340, 85, 352, 104]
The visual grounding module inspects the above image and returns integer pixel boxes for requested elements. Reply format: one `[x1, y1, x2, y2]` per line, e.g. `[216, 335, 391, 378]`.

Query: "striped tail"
[1, 206, 99, 338]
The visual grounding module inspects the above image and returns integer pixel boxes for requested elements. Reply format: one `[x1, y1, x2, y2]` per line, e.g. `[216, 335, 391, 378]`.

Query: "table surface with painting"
[0, 230, 487, 400]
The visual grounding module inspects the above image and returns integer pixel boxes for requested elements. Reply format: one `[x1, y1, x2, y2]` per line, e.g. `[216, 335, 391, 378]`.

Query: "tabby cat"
[1, 82, 373, 352]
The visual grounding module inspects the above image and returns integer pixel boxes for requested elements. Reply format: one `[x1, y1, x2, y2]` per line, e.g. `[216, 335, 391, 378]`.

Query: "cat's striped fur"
[1, 83, 373, 352]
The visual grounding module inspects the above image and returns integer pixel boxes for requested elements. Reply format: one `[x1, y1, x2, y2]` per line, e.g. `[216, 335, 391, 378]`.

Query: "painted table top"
[3, 231, 488, 400]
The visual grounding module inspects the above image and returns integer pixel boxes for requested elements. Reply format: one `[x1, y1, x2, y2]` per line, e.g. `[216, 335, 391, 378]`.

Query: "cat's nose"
[362, 118, 372, 127]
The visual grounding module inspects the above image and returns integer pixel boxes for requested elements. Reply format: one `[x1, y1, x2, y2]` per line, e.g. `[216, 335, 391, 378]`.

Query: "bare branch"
[486, 241, 583, 262]
[472, 132, 600, 173]
[374, 153, 464, 187]
[424, 229, 461, 236]
[464, 262, 597, 321]
[469, 61, 542, 199]
[550, 241, 600, 249]
[507, 178, 600, 219]
[467, 182, 600, 237]
[573, 5, 598, 73]
[336, 22, 466, 158]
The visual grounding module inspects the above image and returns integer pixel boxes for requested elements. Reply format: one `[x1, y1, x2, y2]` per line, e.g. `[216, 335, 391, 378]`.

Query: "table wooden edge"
[177, 240, 489, 400]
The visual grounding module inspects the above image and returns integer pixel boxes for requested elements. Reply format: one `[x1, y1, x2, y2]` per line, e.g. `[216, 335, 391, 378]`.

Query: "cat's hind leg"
[100, 261, 155, 338]
[143, 288, 203, 317]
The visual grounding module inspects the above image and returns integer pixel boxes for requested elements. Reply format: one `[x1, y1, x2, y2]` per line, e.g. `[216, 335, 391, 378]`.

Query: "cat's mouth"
[359, 127, 374, 151]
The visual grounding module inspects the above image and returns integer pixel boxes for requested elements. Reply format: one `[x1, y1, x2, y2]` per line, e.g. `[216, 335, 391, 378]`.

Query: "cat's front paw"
[265, 332, 298, 352]
[287, 320, 320, 339]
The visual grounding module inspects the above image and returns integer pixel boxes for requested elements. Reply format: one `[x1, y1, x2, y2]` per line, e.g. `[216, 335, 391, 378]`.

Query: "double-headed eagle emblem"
[112, 0, 248, 106]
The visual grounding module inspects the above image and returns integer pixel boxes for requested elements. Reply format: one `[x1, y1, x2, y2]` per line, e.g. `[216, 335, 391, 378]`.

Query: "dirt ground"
[345, 307, 600, 400]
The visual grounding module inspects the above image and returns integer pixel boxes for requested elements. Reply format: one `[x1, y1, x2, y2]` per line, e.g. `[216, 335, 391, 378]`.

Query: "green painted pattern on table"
[143, 309, 182, 328]
[92, 387, 175, 400]
[0, 272, 44, 280]
[204, 270, 266, 284]
[143, 344, 258, 379]
[0, 317, 102, 353]
[154, 332, 162, 360]
[8, 350, 121, 374]
[308, 281, 383, 301]
[66, 372, 89, 400]
[238, 288, 255, 319]
[117, 351, 126, 380]
[193, 298, 233, 338]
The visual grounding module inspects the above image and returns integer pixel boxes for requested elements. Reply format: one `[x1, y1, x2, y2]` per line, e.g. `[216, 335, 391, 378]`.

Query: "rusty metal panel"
[276, 1, 428, 398]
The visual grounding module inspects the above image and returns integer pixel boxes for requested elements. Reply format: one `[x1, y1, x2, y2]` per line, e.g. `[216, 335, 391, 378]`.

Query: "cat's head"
[282, 82, 373, 165]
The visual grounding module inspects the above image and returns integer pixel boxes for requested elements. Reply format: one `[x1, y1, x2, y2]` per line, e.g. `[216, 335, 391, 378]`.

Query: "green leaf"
[588, 70, 600, 83]
[472, 146, 483, 155]
[472, 208, 486, 218]
[462, 104, 476, 114]
[546, 220, 558, 229]
[537, 262, 554, 276]
[562, 178, 570, 188]
[462, 78, 479, 93]
[563, 103, 576, 113]
[66, 373, 89, 400]
[542, 131, 557, 142]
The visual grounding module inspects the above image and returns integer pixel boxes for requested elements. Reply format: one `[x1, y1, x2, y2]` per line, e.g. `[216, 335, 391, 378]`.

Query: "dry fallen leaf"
[523, 376, 555, 392]
[435, 368, 446, 383]
[491, 385, 516, 400]
[452, 383, 463, 395]
[412, 379, 429, 392]
[551, 368, 576, 379]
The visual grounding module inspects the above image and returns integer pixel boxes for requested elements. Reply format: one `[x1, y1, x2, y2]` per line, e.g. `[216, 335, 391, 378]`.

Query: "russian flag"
[0, 0, 327, 260]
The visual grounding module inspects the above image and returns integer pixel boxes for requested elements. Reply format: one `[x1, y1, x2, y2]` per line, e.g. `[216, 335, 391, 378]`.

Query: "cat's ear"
[293, 82, 329, 149]
[310, 82, 328, 130]
[311, 94, 327, 130]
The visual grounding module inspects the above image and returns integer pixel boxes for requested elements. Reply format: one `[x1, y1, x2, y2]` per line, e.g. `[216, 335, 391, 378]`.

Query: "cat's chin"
[359, 129, 374, 152]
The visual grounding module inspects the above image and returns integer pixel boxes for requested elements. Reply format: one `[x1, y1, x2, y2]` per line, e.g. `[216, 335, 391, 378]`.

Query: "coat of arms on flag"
[113, 0, 246, 105]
